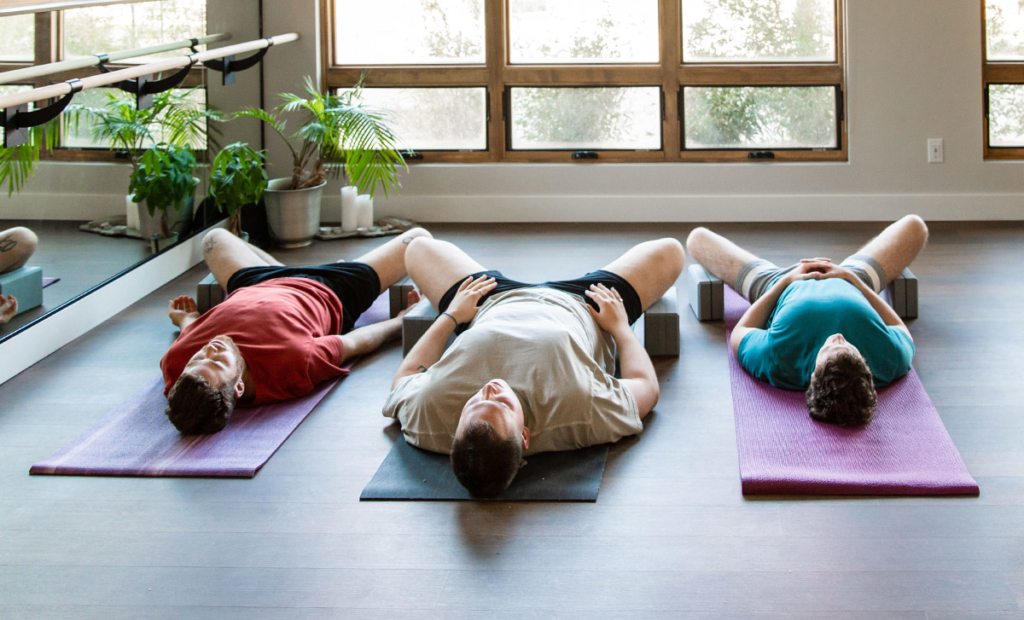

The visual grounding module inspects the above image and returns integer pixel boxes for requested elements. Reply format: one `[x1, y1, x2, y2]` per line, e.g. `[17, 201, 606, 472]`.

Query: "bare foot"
[0, 295, 18, 325]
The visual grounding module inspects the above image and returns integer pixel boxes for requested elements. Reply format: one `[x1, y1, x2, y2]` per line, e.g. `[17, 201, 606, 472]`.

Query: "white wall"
[2, 0, 1021, 222]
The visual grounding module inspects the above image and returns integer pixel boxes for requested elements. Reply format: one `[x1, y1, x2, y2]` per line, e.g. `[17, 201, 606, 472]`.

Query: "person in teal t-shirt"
[687, 215, 929, 427]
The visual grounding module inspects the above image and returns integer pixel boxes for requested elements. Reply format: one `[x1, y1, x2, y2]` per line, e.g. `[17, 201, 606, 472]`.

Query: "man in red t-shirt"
[160, 226, 430, 434]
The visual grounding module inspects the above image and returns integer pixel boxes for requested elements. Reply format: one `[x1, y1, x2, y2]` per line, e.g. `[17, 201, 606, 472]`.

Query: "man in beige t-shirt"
[384, 237, 685, 497]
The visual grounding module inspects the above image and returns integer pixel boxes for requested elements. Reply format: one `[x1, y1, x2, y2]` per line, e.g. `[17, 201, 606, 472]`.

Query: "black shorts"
[438, 269, 644, 326]
[226, 262, 381, 334]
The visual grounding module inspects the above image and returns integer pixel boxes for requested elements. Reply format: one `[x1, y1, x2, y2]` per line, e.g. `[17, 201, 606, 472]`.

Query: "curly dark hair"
[806, 351, 877, 427]
[165, 372, 238, 434]
[450, 420, 522, 498]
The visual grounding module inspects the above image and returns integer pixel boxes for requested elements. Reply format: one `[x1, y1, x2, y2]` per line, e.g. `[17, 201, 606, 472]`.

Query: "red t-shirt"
[161, 278, 349, 405]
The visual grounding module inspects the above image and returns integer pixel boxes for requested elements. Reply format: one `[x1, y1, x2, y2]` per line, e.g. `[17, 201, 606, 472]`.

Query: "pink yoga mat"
[30, 291, 392, 478]
[725, 287, 978, 496]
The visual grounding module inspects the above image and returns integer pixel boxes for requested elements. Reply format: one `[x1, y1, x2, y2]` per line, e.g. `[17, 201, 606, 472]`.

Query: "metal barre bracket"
[204, 38, 274, 86]
[1, 79, 83, 148]
[99, 54, 198, 110]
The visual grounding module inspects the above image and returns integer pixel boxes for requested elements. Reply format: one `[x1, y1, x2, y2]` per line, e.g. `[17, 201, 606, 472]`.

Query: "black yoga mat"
[360, 439, 610, 502]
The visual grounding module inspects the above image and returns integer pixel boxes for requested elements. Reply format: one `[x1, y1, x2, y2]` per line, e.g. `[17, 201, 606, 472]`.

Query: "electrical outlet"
[928, 138, 943, 163]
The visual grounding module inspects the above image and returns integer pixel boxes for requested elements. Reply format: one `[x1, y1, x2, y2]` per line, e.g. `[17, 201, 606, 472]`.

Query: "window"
[322, 0, 847, 163]
[984, 0, 1024, 159]
[0, 1, 207, 161]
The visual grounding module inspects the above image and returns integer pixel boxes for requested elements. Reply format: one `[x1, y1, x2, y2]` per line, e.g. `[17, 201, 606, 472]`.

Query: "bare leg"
[352, 228, 432, 294]
[601, 238, 685, 311]
[0, 227, 38, 274]
[685, 227, 761, 291]
[842, 215, 929, 288]
[404, 238, 487, 309]
[202, 228, 281, 290]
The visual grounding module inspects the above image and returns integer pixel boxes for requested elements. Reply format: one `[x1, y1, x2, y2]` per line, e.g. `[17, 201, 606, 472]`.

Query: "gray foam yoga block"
[402, 301, 457, 356]
[885, 268, 918, 319]
[687, 264, 724, 321]
[643, 286, 680, 357]
[0, 266, 42, 317]
[390, 275, 415, 319]
[197, 273, 225, 315]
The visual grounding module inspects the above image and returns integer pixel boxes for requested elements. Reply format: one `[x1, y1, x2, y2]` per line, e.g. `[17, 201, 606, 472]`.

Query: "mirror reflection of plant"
[208, 142, 267, 237]
[129, 143, 198, 238]
[235, 76, 407, 197]
[64, 88, 222, 169]
[0, 119, 59, 197]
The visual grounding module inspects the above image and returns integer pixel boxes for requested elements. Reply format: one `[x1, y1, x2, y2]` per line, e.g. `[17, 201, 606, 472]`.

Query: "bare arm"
[586, 284, 659, 418]
[729, 261, 832, 355]
[391, 275, 497, 390]
[342, 291, 424, 366]
[168, 296, 200, 333]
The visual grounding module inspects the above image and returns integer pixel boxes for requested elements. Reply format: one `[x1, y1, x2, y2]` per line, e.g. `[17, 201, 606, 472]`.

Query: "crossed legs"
[202, 227, 432, 293]
[687, 215, 929, 296]
[405, 237, 685, 312]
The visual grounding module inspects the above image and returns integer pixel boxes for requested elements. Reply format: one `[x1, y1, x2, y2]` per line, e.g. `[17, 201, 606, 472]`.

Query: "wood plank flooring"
[0, 222, 1021, 619]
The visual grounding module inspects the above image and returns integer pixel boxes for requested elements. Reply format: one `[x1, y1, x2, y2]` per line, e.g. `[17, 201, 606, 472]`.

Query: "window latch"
[748, 151, 775, 160]
[572, 151, 599, 160]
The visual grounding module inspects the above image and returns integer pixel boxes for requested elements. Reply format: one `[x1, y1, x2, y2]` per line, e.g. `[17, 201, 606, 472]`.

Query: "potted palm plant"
[236, 77, 406, 248]
[208, 142, 268, 237]
[65, 88, 221, 239]
[128, 143, 197, 250]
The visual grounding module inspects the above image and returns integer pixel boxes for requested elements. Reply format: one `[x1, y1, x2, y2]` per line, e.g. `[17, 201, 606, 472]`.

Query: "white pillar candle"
[356, 194, 374, 229]
[340, 186, 359, 232]
[125, 194, 140, 231]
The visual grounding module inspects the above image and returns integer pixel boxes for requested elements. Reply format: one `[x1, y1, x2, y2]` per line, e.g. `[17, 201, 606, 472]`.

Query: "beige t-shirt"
[382, 287, 641, 455]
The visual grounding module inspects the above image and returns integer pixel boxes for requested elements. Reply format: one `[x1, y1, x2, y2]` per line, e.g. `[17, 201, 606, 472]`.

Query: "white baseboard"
[0, 222, 224, 386]
[324, 193, 1024, 222]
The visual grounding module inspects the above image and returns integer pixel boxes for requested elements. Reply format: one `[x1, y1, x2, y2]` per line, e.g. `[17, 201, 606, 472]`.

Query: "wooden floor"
[0, 222, 1022, 619]
[0, 219, 150, 337]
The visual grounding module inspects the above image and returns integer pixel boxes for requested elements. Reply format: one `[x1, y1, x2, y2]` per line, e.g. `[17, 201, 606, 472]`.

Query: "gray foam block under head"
[0, 266, 42, 316]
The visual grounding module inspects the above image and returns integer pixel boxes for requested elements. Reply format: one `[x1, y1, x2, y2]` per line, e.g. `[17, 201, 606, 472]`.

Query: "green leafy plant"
[129, 143, 198, 238]
[65, 88, 222, 170]
[0, 120, 59, 197]
[208, 142, 268, 236]
[235, 76, 407, 197]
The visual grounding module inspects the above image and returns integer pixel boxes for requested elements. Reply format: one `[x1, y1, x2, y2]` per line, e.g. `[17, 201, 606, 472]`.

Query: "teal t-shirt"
[736, 278, 915, 390]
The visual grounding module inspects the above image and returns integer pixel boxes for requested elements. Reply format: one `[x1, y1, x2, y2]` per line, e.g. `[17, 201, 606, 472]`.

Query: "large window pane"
[987, 0, 1024, 61]
[63, 88, 207, 149]
[333, 0, 484, 65]
[989, 84, 1024, 147]
[683, 86, 837, 149]
[64, 0, 207, 62]
[348, 88, 487, 150]
[509, 0, 659, 64]
[510, 87, 661, 150]
[682, 0, 835, 62]
[0, 15, 34, 62]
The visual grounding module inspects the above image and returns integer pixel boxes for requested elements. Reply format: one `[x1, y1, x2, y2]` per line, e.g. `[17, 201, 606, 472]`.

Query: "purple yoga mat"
[30, 291, 392, 478]
[724, 286, 978, 496]
[42, 277, 59, 288]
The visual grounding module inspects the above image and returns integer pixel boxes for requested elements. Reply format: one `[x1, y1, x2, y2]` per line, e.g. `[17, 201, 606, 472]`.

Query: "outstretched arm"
[729, 260, 830, 355]
[391, 275, 496, 389]
[339, 291, 421, 363]
[586, 284, 659, 418]
[168, 296, 200, 333]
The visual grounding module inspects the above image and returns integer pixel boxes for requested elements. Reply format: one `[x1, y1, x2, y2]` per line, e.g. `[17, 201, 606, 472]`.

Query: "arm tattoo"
[203, 238, 217, 254]
[417, 365, 428, 373]
[0, 236, 16, 253]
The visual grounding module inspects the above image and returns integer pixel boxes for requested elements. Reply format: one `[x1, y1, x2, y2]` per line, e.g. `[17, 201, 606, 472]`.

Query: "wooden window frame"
[0, 9, 208, 163]
[982, 1, 1024, 160]
[322, 0, 847, 163]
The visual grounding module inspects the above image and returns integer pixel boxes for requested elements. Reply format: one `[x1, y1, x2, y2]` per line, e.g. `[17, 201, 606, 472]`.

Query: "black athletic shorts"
[226, 262, 381, 335]
[438, 269, 644, 327]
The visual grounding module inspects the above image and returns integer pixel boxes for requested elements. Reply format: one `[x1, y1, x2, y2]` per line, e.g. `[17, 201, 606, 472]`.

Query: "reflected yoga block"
[687, 263, 919, 321]
[0, 266, 43, 317]
[401, 287, 680, 357]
